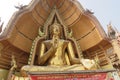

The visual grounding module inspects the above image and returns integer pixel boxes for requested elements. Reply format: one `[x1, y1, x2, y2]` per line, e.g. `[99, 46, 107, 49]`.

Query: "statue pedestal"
[28, 70, 115, 80]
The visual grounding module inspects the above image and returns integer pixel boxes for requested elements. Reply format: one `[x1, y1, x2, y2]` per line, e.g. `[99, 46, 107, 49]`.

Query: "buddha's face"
[52, 25, 60, 36]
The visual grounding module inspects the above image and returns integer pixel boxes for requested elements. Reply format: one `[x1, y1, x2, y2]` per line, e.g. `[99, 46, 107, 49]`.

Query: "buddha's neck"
[52, 35, 60, 40]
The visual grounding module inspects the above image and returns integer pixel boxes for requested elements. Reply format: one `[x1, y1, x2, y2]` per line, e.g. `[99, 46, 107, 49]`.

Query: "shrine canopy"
[0, 0, 108, 53]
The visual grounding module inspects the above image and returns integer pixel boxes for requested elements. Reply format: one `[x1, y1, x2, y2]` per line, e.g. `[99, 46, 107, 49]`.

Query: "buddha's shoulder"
[42, 40, 51, 44]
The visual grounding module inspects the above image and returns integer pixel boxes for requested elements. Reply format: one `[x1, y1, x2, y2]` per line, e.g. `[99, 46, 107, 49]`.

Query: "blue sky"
[0, 0, 120, 33]
[78, 0, 120, 32]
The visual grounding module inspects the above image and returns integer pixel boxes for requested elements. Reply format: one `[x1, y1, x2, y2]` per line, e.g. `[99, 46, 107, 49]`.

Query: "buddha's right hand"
[52, 38, 58, 49]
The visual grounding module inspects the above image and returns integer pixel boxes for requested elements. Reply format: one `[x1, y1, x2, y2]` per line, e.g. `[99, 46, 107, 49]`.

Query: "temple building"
[107, 23, 120, 71]
[0, 0, 120, 80]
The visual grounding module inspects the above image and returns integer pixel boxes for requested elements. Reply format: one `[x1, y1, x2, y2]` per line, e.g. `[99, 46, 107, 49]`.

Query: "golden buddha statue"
[38, 23, 81, 66]
[22, 22, 96, 72]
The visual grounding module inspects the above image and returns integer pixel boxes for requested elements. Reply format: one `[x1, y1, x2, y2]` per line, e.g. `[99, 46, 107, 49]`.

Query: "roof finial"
[14, 2, 27, 10]
[107, 21, 112, 27]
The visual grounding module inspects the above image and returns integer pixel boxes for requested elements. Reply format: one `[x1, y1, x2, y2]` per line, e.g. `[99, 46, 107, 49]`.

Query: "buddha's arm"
[38, 43, 55, 65]
[67, 42, 81, 64]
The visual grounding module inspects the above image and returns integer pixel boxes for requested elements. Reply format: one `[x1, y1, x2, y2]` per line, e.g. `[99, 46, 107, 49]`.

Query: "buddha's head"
[50, 23, 61, 38]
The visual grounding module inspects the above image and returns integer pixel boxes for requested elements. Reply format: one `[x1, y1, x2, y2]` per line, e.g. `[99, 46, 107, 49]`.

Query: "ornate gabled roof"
[0, 0, 107, 52]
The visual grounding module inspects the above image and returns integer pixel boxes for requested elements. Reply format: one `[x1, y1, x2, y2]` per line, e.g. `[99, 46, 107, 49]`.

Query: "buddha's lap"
[21, 64, 85, 72]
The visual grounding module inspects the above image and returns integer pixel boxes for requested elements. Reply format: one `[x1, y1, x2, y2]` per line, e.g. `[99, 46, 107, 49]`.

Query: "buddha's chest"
[51, 41, 66, 59]
[48, 41, 68, 65]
